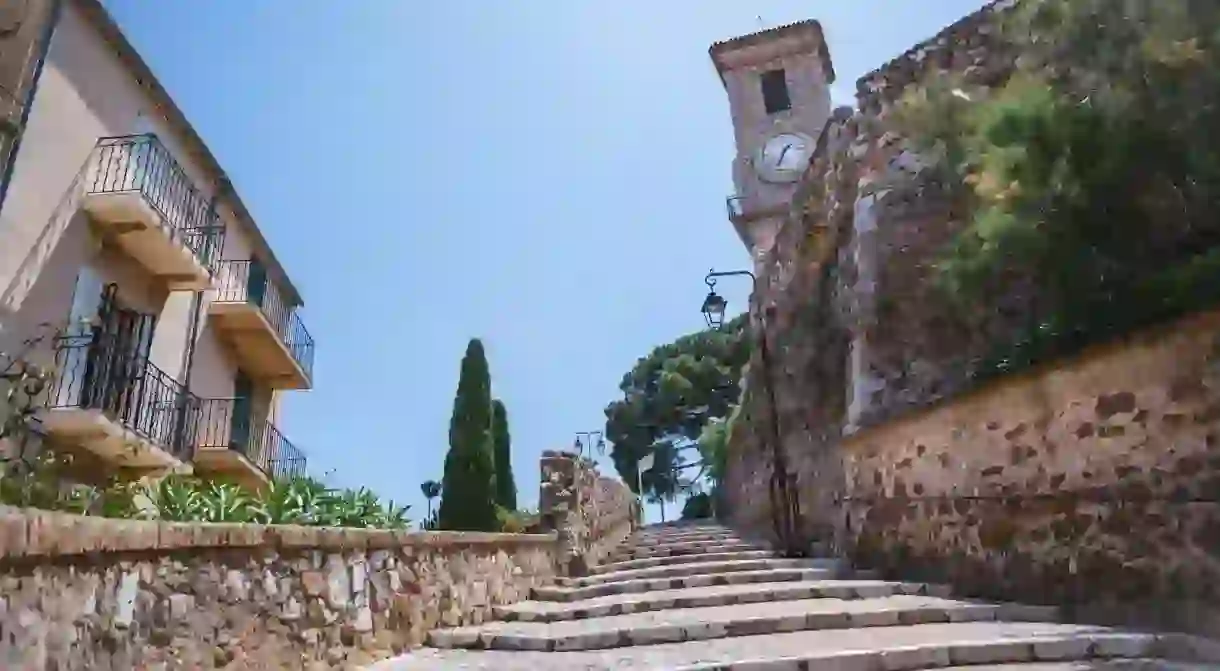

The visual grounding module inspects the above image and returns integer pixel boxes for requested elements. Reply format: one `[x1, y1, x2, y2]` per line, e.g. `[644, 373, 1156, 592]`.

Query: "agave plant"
[375, 499, 411, 530]
[198, 481, 258, 523]
[141, 476, 203, 521]
[256, 476, 334, 525]
[319, 487, 379, 528]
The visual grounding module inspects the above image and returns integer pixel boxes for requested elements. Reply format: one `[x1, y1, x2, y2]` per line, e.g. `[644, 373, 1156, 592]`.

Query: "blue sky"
[103, 0, 987, 523]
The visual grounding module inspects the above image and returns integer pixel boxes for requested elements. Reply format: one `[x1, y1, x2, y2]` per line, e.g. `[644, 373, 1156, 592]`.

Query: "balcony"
[42, 334, 195, 468]
[208, 261, 314, 390]
[193, 397, 307, 488]
[81, 135, 224, 290]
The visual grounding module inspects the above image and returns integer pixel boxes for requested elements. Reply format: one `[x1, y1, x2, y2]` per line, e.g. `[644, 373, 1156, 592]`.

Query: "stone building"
[0, 0, 315, 489]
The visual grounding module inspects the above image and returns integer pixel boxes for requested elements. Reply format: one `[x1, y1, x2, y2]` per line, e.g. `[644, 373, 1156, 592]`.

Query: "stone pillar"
[843, 125, 888, 436]
[538, 450, 584, 577]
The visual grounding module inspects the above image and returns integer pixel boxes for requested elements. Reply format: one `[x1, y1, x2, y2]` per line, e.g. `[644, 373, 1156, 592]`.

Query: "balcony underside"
[208, 302, 311, 390]
[39, 407, 185, 469]
[82, 191, 212, 290]
[193, 447, 270, 491]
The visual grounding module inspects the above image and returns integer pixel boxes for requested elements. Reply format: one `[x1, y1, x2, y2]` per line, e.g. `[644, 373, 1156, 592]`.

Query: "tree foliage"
[603, 315, 749, 501]
[438, 339, 499, 531]
[891, 0, 1220, 334]
[491, 399, 517, 510]
[681, 492, 712, 520]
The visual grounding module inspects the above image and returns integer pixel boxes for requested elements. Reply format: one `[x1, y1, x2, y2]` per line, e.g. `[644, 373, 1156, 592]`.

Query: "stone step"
[383, 622, 1206, 670]
[946, 663, 1216, 670]
[557, 558, 839, 589]
[631, 524, 728, 537]
[610, 539, 766, 560]
[430, 594, 1059, 652]
[592, 549, 779, 575]
[533, 567, 839, 603]
[628, 532, 743, 546]
[629, 524, 722, 534]
[495, 579, 963, 623]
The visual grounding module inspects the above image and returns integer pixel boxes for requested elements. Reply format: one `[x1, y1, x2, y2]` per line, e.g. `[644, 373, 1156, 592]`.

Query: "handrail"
[195, 396, 307, 479]
[87, 134, 225, 271]
[212, 260, 315, 380]
[48, 334, 197, 460]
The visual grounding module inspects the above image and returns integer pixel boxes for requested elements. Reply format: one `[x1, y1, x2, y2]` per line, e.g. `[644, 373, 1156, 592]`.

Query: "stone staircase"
[370, 522, 1220, 670]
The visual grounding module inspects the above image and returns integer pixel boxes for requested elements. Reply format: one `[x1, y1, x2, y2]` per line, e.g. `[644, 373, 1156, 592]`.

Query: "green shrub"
[681, 493, 713, 520]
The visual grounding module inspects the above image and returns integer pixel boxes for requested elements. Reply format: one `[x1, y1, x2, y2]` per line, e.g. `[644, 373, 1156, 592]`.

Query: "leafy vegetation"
[694, 404, 736, 518]
[0, 455, 412, 529]
[889, 0, 1220, 373]
[438, 338, 500, 531]
[603, 315, 749, 506]
[495, 505, 538, 533]
[491, 399, 517, 510]
[680, 492, 712, 520]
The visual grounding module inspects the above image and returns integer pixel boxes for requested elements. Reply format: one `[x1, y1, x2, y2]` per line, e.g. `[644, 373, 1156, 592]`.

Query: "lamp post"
[573, 431, 605, 459]
[700, 269, 805, 558]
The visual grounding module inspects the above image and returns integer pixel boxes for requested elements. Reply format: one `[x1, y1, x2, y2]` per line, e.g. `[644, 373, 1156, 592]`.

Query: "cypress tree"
[491, 399, 517, 510]
[438, 338, 498, 531]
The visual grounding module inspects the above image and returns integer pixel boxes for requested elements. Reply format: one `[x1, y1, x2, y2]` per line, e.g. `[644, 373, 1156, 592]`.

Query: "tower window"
[761, 68, 791, 115]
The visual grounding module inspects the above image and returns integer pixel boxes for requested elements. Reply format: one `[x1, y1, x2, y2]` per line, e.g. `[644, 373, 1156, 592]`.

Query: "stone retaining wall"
[725, 106, 859, 545]
[0, 507, 557, 669]
[843, 308, 1220, 636]
[539, 450, 636, 575]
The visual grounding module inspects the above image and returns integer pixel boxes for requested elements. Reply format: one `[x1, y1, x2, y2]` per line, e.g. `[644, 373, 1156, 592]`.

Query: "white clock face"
[755, 133, 813, 184]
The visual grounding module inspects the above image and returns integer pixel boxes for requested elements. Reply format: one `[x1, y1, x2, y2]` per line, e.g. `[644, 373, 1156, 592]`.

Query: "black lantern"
[701, 288, 728, 330]
[574, 431, 606, 458]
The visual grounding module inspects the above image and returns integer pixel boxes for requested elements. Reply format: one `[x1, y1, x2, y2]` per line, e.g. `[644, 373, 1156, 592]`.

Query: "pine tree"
[438, 339, 498, 531]
[491, 399, 517, 510]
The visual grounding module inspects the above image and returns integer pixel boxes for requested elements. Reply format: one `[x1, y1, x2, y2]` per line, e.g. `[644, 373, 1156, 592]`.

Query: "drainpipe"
[0, 0, 65, 219]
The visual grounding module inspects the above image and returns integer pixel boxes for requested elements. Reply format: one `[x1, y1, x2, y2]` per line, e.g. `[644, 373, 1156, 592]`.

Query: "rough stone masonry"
[0, 451, 635, 669]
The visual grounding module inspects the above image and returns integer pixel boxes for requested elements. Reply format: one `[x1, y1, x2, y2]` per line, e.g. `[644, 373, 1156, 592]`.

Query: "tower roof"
[709, 19, 836, 86]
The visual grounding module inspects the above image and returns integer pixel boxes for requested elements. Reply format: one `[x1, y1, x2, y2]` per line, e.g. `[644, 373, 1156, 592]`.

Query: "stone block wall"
[724, 105, 860, 546]
[0, 507, 557, 669]
[538, 450, 635, 575]
[843, 308, 1220, 636]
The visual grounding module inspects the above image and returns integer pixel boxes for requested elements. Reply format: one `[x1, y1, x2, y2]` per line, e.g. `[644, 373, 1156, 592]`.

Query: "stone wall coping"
[0, 506, 557, 560]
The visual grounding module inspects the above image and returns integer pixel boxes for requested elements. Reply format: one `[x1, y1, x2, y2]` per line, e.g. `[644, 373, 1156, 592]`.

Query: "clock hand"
[776, 144, 793, 168]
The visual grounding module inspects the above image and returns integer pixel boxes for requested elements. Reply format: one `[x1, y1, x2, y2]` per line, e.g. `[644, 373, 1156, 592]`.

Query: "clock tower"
[710, 20, 835, 258]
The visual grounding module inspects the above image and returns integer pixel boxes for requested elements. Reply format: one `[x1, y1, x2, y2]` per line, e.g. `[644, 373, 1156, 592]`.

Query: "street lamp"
[701, 275, 729, 330]
[699, 268, 805, 558]
[574, 430, 605, 458]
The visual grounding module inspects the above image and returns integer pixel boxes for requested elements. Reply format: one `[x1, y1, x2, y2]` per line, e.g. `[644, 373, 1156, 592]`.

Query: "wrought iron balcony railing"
[87, 134, 225, 271]
[270, 435, 307, 480]
[195, 397, 307, 480]
[48, 334, 197, 460]
[213, 260, 315, 381]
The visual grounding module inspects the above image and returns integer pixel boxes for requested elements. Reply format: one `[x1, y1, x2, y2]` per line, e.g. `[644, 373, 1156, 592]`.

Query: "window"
[761, 69, 791, 115]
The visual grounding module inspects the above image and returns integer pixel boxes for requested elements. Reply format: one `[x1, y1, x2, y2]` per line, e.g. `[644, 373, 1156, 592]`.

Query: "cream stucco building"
[0, 0, 314, 489]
